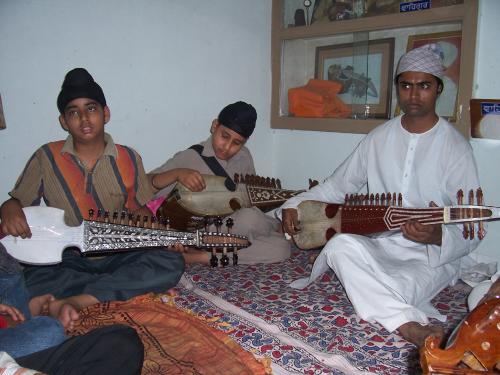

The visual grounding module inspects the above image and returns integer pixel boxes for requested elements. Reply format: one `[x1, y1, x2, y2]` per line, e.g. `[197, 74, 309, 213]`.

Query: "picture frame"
[315, 38, 395, 118]
[470, 99, 500, 139]
[394, 30, 462, 120]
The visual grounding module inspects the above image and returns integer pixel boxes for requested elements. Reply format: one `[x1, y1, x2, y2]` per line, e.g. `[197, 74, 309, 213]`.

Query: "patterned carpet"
[172, 249, 471, 374]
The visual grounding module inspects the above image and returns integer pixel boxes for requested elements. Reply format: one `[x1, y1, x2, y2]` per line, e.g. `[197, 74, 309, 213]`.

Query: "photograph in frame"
[315, 38, 395, 118]
[395, 30, 462, 120]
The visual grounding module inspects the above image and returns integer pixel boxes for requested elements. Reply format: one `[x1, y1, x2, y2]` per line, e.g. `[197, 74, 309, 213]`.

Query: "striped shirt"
[10, 133, 153, 226]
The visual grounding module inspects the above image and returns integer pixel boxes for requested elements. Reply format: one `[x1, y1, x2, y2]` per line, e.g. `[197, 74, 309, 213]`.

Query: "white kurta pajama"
[279, 116, 481, 332]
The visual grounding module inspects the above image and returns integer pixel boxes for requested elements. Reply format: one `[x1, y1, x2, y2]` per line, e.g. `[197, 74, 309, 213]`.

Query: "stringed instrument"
[292, 189, 496, 250]
[420, 297, 499, 374]
[157, 173, 309, 230]
[0, 206, 249, 266]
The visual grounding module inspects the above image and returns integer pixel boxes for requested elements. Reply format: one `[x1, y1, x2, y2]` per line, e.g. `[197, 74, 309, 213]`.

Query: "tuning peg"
[215, 217, 223, 232]
[104, 211, 110, 223]
[97, 209, 103, 220]
[210, 248, 218, 267]
[143, 216, 149, 228]
[276, 178, 282, 189]
[234, 173, 240, 183]
[477, 188, 486, 240]
[164, 217, 171, 230]
[221, 248, 230, 268]
[88, 209, 95, 220]
[226, 218, 234, 233]
[112, 212, 118, 223]
[151, 215, 157, 229]
[380, 193, 385, 205]
[398, 193, 403, 207]
[204, 217, 210, 231]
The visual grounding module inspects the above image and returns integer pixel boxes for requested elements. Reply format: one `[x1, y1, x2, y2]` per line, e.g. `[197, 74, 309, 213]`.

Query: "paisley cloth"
[69, 294, 270, 375]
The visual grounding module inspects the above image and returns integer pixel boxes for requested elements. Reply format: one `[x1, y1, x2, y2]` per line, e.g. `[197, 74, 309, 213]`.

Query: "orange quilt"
[70, 294, 270, 375]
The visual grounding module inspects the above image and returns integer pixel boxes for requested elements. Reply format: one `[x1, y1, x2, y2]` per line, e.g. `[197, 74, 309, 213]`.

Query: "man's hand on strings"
[401, 201, 442, 245]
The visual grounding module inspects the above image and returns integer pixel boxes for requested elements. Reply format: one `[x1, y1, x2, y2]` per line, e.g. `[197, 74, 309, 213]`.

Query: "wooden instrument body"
[1, 206, 250, 265]
[293, 200, 499, 250]
[421, 297, 500, 374]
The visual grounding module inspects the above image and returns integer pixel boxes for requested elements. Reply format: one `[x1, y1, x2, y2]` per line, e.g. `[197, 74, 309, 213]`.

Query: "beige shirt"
[150, 136, 255, 198]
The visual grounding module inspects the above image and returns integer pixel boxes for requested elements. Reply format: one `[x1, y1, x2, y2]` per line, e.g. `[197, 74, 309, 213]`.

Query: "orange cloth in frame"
[288, 79, 351, 118]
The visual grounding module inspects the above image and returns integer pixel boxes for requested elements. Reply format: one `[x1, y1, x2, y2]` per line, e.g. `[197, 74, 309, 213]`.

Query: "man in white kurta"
[279, 44, 481, 346]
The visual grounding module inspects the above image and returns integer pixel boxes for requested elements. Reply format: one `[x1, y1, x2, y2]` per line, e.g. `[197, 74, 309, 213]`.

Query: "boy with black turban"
[148, 101, 291, 265]
[0, 68, 184, 315]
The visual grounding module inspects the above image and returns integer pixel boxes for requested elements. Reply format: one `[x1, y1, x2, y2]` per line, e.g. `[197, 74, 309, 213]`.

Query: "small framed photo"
[395, 30, 462, 120]
[470, 99, 500, 139]
[315, 38, 395, 118]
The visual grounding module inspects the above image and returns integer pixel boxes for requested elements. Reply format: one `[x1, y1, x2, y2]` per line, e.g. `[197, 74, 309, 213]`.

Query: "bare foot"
[308, 252, 319, 264]
[28, 294, 55, 316]
[398, 321, 444, 348]
[48, 294, 98, 330]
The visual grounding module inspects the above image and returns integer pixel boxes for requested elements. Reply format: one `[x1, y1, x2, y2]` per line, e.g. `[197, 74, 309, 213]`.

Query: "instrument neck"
[82, 220, 198, 255]
[341, 204, 497, 234]
[247, 186, 304, 209]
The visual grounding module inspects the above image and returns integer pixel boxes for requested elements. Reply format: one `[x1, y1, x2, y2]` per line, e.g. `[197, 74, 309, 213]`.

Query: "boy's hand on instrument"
[0, 303, 26, 323]
[177, 169, 206, 192]
[170, 242, 188, 253]
[281, 208, 301, 235]
[0, 199, 32, 239]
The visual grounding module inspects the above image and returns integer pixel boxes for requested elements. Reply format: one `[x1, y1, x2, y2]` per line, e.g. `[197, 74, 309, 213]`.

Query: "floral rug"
[172, 249, 471, 374]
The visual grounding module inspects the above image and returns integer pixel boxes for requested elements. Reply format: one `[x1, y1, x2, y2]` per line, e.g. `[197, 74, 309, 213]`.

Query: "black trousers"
[16, 325, 144, 375]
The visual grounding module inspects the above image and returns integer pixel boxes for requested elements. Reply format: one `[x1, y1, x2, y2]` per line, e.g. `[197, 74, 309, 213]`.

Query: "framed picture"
[470, 99, 500, 139]
[395, 30, 462, 120]
[310, 0, 355, 23]
[315, 38, 395, 118]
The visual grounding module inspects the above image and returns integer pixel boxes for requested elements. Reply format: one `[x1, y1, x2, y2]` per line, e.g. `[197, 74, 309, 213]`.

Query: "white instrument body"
[1, 206, 249, 265]
[1, 206, 83, 265]
[175, 175, 251, 216]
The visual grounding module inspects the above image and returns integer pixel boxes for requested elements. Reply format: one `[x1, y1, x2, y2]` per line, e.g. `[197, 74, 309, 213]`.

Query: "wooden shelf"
[271, 0, 478, 136]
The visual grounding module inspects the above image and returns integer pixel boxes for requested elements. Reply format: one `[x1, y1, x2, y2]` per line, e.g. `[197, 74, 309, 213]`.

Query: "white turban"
[396, 43, 444, 79]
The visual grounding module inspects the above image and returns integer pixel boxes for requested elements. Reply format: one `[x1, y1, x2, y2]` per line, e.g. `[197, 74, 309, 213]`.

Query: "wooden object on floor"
[420, 297, 500, 374]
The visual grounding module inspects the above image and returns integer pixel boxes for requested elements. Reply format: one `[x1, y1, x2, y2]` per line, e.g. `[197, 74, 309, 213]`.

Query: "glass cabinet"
[271, 0, 478, 136]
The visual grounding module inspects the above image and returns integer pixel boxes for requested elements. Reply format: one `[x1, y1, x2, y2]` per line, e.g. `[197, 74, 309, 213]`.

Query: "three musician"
[147, 101, 291, 265]
[0, 44, 494, 357]
[280, 44, 482, 347]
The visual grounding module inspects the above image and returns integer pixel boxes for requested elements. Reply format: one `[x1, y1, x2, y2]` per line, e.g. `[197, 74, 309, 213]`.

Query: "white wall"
[0, 0, 273, 196]
[273, 0, 500, 264]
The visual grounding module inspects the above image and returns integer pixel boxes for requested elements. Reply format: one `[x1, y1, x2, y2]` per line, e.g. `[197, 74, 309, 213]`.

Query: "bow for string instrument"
[0, 206, 249, 267]
[292, 188, 497, 250]
[157, 173, 314, 231]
